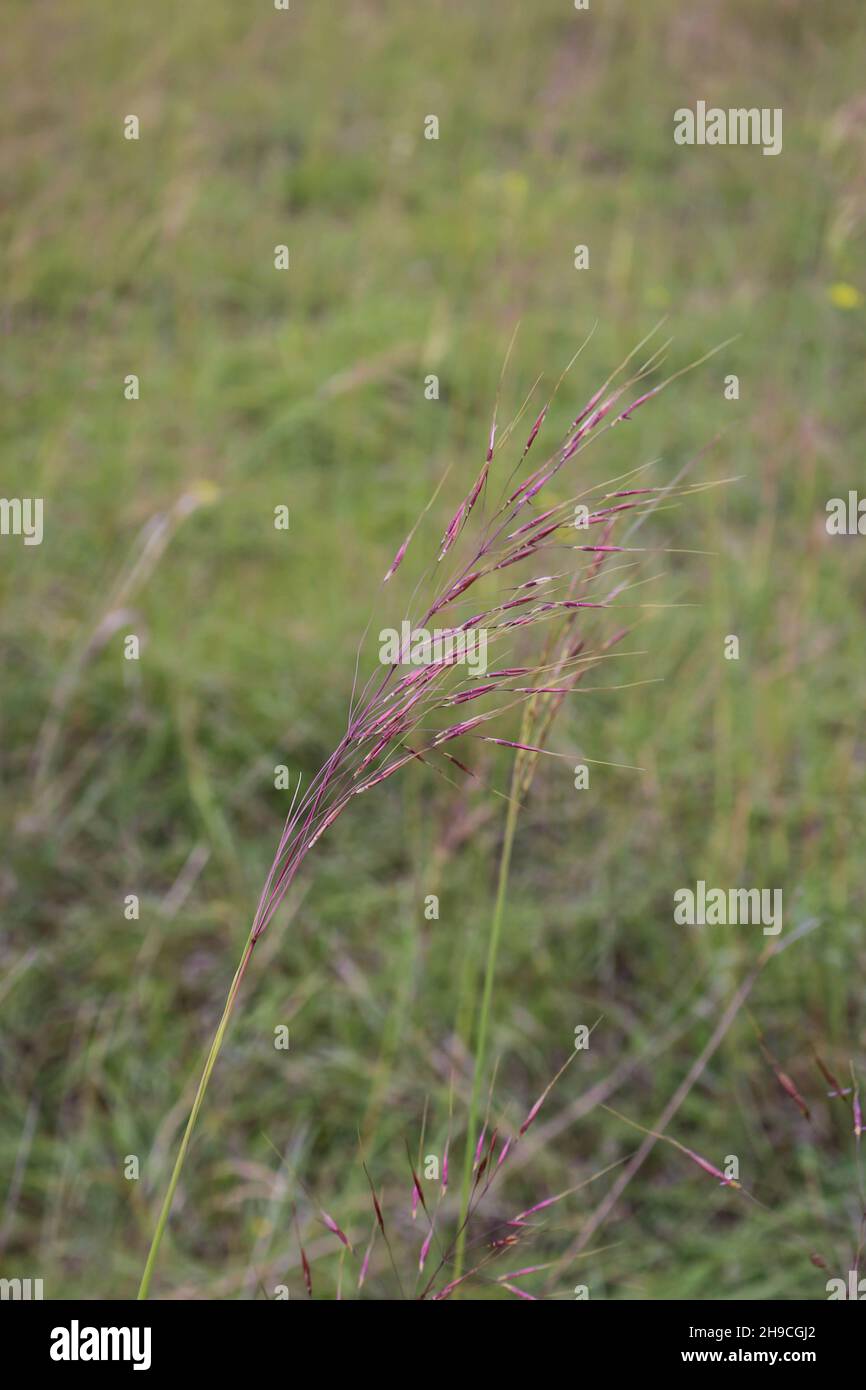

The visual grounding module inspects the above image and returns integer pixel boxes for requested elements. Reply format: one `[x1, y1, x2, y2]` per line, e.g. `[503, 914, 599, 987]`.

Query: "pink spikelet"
[510, 1192, 563, 1225]
[615, 385, 659, 422]
[519, 1095, 546, 1136]
[678, 1145, 740, 1189]
[439, 502, 467, 560]
[500, 1282, 538, 1301]
[813, 1054, 850, 1100]
[522, 406, 547, 457]
[383, 534, 411, 583]
[774, 1069, 811, 1120]
[300, 1246, 312, 1298]
[487, 420, 496, 462]
[472, 1125, 487, 1168]
[358, 1235, 374, 1290]
[320, 1208, 352, 1249]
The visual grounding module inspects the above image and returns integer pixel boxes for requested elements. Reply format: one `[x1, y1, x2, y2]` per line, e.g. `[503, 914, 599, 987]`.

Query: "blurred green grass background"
[1, 0, 865, 1299]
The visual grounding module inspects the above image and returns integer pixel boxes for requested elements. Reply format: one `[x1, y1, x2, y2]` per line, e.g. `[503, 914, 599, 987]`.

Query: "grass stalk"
[137, 931, 256, 1300]
[454, 756, 522, 1281]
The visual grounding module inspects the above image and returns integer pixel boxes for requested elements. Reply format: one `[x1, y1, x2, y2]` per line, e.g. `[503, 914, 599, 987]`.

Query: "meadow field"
[1, 0, 865, 1300]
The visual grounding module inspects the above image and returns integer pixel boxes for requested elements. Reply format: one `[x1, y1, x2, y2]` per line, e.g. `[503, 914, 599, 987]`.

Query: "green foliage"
[1, 0, 864, 1299]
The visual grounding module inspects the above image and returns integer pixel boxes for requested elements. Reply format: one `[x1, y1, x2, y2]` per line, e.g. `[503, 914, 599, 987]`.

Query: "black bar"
[2, 1298, 860, 1375]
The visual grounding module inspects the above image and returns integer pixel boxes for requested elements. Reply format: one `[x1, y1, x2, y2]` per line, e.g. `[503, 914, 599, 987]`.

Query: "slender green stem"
[453, 767, 521, 1281]
[137, 932, 255, 1300]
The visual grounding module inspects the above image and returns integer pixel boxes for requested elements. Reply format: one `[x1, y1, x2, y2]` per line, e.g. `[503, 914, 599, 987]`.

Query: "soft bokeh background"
[2, 0, 865, 1299]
